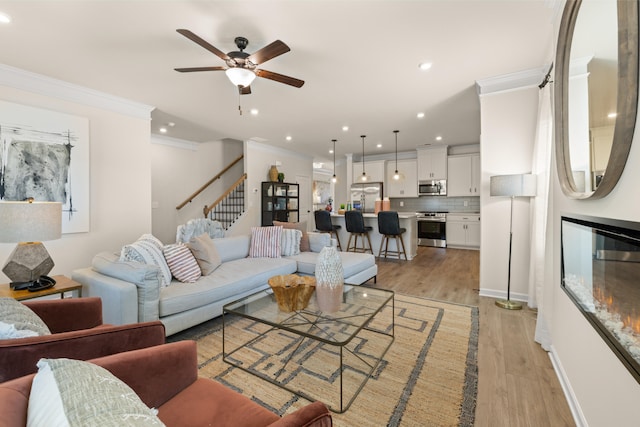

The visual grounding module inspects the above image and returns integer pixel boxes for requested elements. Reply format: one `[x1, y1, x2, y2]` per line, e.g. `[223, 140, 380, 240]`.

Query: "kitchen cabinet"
[417, 146, 448, 181]
[353, 160, 386, 184]
[447, 154, 480, 197]
[446, 214, 480, 249]
[386, 159, 418, 197]
[261, 182, 299, 226]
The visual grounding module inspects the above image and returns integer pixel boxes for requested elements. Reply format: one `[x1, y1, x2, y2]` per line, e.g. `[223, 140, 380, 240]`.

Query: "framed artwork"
[0, 100, 90, 233]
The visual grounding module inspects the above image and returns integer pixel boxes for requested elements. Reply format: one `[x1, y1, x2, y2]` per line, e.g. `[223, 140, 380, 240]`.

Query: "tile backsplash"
[390, 196, 479, 213]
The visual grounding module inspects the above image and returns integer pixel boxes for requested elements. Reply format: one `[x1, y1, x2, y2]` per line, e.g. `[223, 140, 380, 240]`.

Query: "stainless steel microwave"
[418, 180, 447, 196]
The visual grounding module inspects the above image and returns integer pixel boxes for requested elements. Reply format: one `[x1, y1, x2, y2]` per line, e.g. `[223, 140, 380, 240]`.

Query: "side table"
[0, 275, 82, 301]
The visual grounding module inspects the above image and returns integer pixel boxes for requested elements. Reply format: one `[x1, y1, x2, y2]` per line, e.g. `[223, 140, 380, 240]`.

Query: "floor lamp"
[489, 174, 537, 310]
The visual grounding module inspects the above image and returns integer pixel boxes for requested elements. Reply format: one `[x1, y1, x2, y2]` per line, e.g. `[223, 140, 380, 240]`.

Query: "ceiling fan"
[174, 29, 304, 95]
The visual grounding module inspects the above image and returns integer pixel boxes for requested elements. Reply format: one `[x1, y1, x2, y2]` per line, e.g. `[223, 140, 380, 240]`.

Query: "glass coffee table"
[223, 285, 394, 413]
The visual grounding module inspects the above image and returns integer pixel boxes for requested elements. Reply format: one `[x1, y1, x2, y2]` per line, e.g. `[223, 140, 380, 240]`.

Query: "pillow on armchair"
[0, 298, 51, 339]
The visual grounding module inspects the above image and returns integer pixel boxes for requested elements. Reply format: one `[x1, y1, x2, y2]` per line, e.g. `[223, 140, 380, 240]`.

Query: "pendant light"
[392, 130, 405, 181]
[331, 139, 337, 183]
[360, 135, 370, 182]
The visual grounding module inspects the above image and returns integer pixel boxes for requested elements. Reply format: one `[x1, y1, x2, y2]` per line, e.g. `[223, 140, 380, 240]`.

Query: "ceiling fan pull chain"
[238, 88, 243, 115]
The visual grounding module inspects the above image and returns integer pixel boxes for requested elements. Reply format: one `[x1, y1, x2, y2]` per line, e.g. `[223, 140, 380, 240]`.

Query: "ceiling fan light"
[225, 67, 256, 87]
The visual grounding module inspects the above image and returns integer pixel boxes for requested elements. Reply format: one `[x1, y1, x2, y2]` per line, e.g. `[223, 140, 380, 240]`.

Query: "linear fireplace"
[561, 214, 640, 383]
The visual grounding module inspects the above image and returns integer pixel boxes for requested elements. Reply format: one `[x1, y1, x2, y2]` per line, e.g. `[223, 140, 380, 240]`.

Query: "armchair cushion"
[0, 297, 166, 383]
[0, 298, 50, 338]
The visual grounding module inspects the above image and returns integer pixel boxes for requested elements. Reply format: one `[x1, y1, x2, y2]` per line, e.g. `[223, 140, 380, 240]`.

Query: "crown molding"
[0, 63, 154, 119]
[151, 134, 199, 151]
[476, 65, 550, 96]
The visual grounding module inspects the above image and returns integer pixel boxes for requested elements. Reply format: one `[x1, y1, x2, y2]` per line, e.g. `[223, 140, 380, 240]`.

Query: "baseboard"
[548, 345, 588, 427]
[478, 288, 528, 302]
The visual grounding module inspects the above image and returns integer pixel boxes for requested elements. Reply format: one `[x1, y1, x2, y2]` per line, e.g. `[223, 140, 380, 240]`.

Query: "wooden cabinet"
[447, 154, 480, 196]
[385, 159, 418, 198]
[261, 182, 299, 226]
[417, 146, 448, 181]
[446, 214, 480, 249]
[353, 160, 386, 183]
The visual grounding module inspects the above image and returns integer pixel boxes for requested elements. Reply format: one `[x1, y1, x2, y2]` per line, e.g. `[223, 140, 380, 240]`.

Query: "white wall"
[479, 86, 538, 300]
[237, 140, 313, 235]
[150, 135, 243, 244]
[0, 67, 153, 282]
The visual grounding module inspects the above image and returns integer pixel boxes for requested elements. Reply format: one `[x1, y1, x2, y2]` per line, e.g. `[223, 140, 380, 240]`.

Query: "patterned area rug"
[168, 293, 478, 426]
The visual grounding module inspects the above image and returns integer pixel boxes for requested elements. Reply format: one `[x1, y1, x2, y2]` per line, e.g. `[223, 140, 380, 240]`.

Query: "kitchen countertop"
[331, 212, 417, 219]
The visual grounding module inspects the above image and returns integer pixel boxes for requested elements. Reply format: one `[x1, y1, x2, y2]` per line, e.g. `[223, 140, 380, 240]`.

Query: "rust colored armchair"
[0, 341, 332, 427]
[0, 297, 165, 382]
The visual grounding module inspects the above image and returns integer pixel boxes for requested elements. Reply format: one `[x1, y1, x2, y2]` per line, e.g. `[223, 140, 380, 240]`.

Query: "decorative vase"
[269, 165, 279, 182]
[314, 246, 344, 312]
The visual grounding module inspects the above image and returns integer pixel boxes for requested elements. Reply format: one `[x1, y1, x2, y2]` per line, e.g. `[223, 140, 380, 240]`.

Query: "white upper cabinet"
[353, 160, 386, 183]
[386, 159, 418, 198]
[447, 154, 480, 197]
[417, 146, 448, 181]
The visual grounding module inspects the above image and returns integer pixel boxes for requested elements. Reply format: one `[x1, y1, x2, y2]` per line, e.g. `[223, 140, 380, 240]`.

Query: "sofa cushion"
[163, 243, 201, 283]
[286, 251, 376, 279]
[211, 235, 250, 263]
[274, 221, 310, 251]
[158, 257, 297, 317]
[249, 226, 282, 258]
[120, 235, 172, 287]
[308, 232, 332, 252]
[28, 358, 164, 426]
[92, 252, 161, 322]
[186, 233, 222, 275]
[281, 228, 302, 256]
[0, 298, 51, 338]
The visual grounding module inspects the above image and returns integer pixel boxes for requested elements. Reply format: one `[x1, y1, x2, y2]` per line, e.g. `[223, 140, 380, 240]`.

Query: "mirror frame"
[555, 0, 639, 199]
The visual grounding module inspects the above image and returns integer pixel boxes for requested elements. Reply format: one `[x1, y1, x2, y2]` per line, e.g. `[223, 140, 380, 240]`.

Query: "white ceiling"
[0, 1, 557, 164]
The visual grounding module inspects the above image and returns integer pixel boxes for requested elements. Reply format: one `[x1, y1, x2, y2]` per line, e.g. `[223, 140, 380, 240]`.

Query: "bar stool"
[314, 210, 342, 250]
[377, 211, 407, 260]
[344, 210, 373, 254]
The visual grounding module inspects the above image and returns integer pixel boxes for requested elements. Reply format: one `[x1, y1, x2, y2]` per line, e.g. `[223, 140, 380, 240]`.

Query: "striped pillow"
[281, 228, 302, 256]
[163, 243, 201, 283]
[249, 226, 282, 258]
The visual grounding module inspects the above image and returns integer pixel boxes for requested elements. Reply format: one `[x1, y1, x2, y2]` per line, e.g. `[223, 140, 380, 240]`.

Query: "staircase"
[176, 156, 246, 231]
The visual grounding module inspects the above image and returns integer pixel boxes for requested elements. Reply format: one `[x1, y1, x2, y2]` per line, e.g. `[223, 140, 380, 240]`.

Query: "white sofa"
[72, 233, 377, 336]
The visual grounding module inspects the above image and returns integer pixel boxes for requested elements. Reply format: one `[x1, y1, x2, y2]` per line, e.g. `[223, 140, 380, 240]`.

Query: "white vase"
[315, 246, 344, 312]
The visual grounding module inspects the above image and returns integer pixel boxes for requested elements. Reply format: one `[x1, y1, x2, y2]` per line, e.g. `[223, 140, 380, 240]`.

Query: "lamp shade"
[0, 201, 62, 243]
[225, 68, 256, 87]
[489, 174, 537, 197]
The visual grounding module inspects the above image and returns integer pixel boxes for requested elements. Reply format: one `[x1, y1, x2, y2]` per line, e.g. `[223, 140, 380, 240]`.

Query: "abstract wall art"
[0, 100, 89, 233]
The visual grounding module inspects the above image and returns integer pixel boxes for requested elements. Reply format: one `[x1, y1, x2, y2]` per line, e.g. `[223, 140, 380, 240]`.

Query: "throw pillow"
[27, 358, 165, 427]
[162, 243, 201, 283]
[0, 298, 51, 338]
[281, 228, 302, 256]
[273, 221, 310, 252]
[186, 233, 222, 275]
[249, 226, 282, 258]
[120, 235, 172, 287]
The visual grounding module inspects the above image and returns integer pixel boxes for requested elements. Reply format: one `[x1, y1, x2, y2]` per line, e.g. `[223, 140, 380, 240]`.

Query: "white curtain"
[528, 80, 553, 350]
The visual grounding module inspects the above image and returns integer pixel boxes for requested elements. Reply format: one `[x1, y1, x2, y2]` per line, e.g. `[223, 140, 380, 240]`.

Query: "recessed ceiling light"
[418, 62, 432, 71]
[168, 122, 175, 127]
[435, 136, 442, 141]
[417, 112, 425, 119]
[250, 108, 259, 115]
[608, 112, 617, 118]
[329, 149, 334, 154]
[342, 126, 349, 132]
[286, 136, 292, 142]
[376, 143, 382, 148]
[159, 127, 167, 133]
[0, 12, 11, 24]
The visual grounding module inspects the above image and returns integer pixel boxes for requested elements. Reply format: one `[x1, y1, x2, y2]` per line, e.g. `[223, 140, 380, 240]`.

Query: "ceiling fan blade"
[239, 86, 252, 95]
[174, 66, 226, 73]
[176, 29, 230, 61]
[255, 69, 304, 88]
[247, 40, 290, 65]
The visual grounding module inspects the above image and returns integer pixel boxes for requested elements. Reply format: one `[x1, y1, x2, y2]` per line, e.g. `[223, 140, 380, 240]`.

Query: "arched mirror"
[555, 0, 639, 199]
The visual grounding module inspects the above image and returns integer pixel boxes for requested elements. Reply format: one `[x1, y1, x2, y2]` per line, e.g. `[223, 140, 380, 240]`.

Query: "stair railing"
[203, 173, 247, 228]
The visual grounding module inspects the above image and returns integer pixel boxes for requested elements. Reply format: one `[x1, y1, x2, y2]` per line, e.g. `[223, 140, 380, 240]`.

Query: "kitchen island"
[330, 212, 418, 260]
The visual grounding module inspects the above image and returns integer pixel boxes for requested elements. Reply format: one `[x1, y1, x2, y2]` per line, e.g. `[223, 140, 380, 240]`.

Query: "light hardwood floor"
[366, 246, 575, 427]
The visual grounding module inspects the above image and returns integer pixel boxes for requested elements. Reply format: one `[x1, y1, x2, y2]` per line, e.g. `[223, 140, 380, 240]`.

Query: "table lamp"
[489, 174, 537, 310]
[0, 200, 62, 288]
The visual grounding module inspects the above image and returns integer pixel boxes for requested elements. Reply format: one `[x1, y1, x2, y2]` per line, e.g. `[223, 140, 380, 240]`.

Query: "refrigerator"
[350, 182, 383, 213]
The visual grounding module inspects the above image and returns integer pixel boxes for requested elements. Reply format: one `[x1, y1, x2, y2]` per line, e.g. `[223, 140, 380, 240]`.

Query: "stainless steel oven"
[418, 180, 447, 196]
[417, 211, 446, 247]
